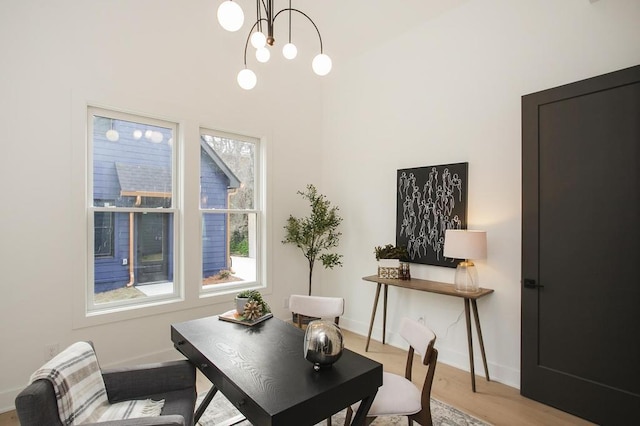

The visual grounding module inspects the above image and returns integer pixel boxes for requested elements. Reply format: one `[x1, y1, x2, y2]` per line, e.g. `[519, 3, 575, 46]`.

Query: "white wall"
[0, 0, 324, 411]
[319, 0, 640, 389]
[1, 0, 639, 413]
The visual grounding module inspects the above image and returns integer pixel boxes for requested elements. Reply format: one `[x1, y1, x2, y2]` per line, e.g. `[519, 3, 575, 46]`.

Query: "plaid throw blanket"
[30, 341, 164, 425]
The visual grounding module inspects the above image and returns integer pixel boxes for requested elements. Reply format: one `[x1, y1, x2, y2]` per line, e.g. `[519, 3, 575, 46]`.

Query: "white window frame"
[199, 128, 264, 298]
[86, 106, 182, 315]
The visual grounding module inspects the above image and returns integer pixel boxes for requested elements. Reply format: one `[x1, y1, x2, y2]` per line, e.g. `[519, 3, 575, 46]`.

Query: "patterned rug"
[196, 392, 489, 426]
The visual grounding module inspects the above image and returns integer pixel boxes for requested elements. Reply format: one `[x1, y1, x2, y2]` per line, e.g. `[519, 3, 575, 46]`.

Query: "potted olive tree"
[282, 184, 343, 296]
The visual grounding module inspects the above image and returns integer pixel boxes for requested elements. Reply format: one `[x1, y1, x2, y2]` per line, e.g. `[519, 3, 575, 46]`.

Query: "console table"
[362, 275, 494, 392]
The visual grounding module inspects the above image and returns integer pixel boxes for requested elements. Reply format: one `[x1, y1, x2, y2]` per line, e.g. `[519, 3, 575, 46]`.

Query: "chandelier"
[217, 0, 332, 90]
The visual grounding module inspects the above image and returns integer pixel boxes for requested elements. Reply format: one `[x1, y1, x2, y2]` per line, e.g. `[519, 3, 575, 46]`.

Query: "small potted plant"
[374, 244, 409, 279]
[235, 290, 271, 320]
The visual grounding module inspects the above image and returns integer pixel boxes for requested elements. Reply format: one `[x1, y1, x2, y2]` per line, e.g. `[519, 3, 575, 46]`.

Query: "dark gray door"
[135, 212, 169, 284]
[522, 66, 640, 424]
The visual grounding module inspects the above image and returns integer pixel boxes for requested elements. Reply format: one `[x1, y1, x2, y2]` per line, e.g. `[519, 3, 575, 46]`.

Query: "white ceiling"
[297, 0, 471, 61]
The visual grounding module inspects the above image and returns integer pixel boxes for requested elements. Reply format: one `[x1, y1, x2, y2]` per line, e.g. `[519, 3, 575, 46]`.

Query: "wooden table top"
[362, 275, 494, 299]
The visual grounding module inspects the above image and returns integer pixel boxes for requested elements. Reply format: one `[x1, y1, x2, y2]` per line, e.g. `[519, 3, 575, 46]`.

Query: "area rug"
[196, 392, 489, 426]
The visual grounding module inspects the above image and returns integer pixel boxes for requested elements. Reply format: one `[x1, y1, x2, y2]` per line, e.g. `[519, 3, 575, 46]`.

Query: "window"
[88, 107, 178, 311]
[94, 212, 114, 258]
[200, 129, 260, 294]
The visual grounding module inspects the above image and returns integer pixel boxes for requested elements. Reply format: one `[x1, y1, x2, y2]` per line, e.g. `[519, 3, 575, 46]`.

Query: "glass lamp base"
[454, 261, 480, 293]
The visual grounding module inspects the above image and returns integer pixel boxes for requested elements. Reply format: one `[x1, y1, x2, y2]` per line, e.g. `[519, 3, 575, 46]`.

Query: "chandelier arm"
[256, 0, 262, 32]
[273, 8, 324, 53]
[243, 19, 264, 66]
[288, 0, 292, 43]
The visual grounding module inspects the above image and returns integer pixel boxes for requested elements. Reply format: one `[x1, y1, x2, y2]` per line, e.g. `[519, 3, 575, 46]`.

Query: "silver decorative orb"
[303, 320, 344, 371]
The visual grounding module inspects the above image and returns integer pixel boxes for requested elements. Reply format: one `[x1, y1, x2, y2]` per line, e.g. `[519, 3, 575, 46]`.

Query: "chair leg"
[409, 408, 432, 426]
[345, 407, 353, 425]
[326, 415, 331, 426]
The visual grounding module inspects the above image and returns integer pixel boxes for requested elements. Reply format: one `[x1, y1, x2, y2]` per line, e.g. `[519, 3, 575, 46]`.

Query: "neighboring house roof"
[200, 138, 241, 189]
[115, 162, 171, 197]
[114, 142, 240, 198]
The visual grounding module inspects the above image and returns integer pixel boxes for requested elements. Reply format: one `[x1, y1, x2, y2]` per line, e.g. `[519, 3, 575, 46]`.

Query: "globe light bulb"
[145, 130, 153, 139]
[312, 53, 332, 76]
[132, 129, 142, 140]
[250, 31, 267, 49]
[255, 47, 270, 63]
[237, 68, 257, 90]
[105, 129, 119, 142]
[282, 43, 297, 60]
[150, 131, 164, 143]
[217, 1, 244, 32]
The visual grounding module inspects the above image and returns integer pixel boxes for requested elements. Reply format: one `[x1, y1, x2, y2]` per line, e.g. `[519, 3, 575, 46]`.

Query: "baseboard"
[340, 316, 520, 390]
[102, 347, 183, 369]
[0, 385, 23, 414]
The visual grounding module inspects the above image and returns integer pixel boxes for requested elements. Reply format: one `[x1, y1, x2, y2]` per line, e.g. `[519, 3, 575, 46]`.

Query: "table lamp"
[443, 229, 487, 293]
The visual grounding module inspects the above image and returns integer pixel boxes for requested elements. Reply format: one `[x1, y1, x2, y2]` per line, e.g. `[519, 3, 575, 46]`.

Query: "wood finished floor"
[1, 328, 593, 426]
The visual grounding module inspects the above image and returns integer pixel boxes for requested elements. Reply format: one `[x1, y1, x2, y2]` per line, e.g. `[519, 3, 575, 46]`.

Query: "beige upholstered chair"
[289, 294, 344, 327]
[345, 317, 438, 426]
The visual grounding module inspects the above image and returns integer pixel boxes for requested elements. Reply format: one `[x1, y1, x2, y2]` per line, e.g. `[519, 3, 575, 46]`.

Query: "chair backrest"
[289, 294, 344, 326]
[400, 317, 438, 426]
[399, 317, 436, 365]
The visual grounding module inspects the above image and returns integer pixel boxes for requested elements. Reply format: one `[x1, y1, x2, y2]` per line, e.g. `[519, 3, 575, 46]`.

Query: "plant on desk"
[236, 290, 271, 320]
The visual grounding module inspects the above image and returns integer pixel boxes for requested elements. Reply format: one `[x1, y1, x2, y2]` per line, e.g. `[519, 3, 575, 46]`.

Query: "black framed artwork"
[396, 162, 468, 267]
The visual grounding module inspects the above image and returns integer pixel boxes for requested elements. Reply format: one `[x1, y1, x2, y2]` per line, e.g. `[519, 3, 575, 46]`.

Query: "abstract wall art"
[396, 162, 468, 267]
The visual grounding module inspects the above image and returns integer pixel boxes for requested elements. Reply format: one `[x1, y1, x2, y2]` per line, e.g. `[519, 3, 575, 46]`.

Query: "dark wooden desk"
[362, 275, 494, 392]
[172, 315, 382, 426]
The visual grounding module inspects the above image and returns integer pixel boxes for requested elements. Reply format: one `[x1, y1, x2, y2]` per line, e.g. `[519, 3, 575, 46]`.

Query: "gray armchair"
[15, 358, 197, 426]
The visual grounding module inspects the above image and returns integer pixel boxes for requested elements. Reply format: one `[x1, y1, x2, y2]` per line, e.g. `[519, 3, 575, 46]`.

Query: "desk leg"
[350, 390, 378, 426]
[365, 283, 382, 352]
[382, 284, 388, 345]
[194, 385, 218, 423]
[471, 299, 490, 382]
[464, 298, 476, 392]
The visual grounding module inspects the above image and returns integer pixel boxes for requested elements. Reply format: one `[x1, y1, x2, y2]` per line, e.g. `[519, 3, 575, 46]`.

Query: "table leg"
[382, 284, 388, 344]
[471, 299, 490, 382]
[463, 298, 476, 392]
[350, 390, 378, 426]
[365, 283, 382, 352]
[194, 384, 218, 423]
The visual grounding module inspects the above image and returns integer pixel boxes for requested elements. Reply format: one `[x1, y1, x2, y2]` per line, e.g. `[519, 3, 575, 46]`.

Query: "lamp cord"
[439, 309, 465, 342]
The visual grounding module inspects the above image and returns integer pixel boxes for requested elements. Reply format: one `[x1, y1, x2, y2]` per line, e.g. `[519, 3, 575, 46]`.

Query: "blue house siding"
[93, 118, 234, 293]
[200, 146, 232, 278]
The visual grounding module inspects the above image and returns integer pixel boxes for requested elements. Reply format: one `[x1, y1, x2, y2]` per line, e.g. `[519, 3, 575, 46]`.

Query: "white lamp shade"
[217, 0, 244, 32]
[443, 230, 487, 260]
[312, 53, 332, 76]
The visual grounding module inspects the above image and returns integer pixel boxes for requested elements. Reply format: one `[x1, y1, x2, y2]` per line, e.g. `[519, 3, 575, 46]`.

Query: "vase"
[303, 320, 344, 371]
[235, 296, 249, 315]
